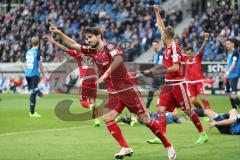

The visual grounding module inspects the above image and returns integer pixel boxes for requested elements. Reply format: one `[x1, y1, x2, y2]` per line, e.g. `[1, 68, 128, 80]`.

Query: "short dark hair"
[226, 38, 235, 44]
[83, 27, 102, 37]
[186, 47, 194, 51]
[226, 38, 238, 48]
[152, 39, 160, 43]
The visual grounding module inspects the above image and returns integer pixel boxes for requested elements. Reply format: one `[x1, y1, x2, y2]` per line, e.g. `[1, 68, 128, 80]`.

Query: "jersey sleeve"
[67, 49, 84, 59]
[107, 43, 122, 58]
[68, 49, 77, 56]
[158, 54, 164, 65]
[171, 43, 182, 64]
[37, 50, 43, 61]
[232, 50, 239, 64]
[196, 51, 203, 60]
[235, 115, 240, 123]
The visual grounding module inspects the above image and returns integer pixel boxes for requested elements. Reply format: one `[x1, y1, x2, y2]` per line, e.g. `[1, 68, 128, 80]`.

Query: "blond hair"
[31, 37, 39, 46]
[163, 26, 175, 39]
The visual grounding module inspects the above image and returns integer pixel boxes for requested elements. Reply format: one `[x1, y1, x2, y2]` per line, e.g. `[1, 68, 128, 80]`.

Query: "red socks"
[147, 119, 171, 148]
[105, 118, 172, 149]
[190, 112, 204, 133]
[105, 120, 129, 148]
[158, 112, 167, 134]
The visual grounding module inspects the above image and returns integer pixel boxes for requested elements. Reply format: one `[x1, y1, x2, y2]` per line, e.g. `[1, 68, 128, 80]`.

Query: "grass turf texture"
[0, 94, 239, 160]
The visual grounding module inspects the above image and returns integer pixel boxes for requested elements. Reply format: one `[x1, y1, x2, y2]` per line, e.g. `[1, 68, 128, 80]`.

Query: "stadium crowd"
[180, 5, 240, 61]
[0, 0, 183, 62]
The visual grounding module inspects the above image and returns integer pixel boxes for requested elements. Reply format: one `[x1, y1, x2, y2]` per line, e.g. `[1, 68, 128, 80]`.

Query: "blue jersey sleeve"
[232, 50, 239, 64]
[235, 115, 240, 123]
[37, 50, 42, 61]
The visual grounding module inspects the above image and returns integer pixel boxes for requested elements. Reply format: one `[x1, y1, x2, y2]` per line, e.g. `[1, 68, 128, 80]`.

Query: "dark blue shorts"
[214, 115, 231, 134]
[225, 77, 239, 94]
[26, 76, 40, 91]
[151, 74, 164, 90]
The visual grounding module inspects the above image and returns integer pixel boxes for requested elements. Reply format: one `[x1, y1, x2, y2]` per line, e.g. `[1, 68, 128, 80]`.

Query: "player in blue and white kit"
[195, 108, 240, 135]
[146, 40, 164, 109]
[223, 38, 240, 109]
[25, 37, 45, 117]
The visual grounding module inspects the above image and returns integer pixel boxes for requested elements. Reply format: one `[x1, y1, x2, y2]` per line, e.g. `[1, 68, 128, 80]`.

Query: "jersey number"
[26, 54, 34, 69]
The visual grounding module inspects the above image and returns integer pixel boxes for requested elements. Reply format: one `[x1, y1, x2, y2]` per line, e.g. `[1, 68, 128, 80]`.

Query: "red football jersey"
[183, 52, 203, 81]
[163, 42, 184, 81]
[68, 50, 97, 78]
[79, 43, 135, 93]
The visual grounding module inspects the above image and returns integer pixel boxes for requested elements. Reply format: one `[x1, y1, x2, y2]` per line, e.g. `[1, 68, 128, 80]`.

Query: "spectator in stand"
[0, 0, 182, 62]
[181, 4, 240, 61]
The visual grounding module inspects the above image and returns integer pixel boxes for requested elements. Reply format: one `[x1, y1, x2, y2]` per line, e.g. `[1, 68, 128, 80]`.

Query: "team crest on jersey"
[107, 43, 114, 50]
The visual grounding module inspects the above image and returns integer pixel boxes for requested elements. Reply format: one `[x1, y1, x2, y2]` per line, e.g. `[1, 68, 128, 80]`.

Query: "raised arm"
[199, 32, 209, 53]
[49, 22, 81, 52]
[45, 34, 69, 53]
[153, 5, 165, 34]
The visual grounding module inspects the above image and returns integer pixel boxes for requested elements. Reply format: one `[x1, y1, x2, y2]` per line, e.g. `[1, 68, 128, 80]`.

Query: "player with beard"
[49, 23, 176, 160]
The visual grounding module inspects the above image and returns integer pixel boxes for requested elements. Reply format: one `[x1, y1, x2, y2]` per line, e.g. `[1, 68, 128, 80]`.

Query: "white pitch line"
[0, 126, 89, 137]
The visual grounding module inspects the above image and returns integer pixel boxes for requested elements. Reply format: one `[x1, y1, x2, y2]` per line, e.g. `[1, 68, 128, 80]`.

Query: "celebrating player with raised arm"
[182, 33, 211, 110]
[49, 23, 175, 160]
[45, 34, 100, 127]
[143, 5, 208, 153]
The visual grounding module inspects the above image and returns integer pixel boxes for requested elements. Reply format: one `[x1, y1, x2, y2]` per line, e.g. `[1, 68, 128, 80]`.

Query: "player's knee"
[190, 97, 197, 103]
[199, 95, 206, 101]
[230, 94, 237, 99]
[103, 112, 117, 123]
[103, 114, 112, 122]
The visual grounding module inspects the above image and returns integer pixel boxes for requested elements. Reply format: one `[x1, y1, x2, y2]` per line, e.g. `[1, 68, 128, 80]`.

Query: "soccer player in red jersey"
[182, 33, 211, 110]
[144, 5, 208, 149]
[45, 35, 100, 126]
[49, 23, 176, 160]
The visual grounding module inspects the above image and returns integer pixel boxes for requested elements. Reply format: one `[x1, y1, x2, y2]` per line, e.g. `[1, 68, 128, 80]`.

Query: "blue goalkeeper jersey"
[25, 48, 41, 77]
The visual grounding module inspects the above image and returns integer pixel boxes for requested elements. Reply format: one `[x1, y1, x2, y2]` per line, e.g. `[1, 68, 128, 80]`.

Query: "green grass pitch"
[0, 94, 239, 160]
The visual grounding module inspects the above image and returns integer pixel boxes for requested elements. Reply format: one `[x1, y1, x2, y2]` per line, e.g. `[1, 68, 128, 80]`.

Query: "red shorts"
[187, 81, 204, 97]
[79, 76, 97, 100]
[104, 86, 147, 115]
[157, 82, 192, 112]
